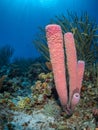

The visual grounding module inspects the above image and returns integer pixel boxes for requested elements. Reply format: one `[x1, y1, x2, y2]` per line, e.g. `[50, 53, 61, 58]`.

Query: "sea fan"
[33, 11, 98, 68]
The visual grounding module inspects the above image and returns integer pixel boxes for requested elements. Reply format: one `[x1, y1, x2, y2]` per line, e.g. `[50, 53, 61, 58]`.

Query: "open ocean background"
[0, 0, 98, 60]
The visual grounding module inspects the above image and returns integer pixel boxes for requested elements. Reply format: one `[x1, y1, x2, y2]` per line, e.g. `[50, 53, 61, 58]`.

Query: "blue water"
[0, 0, 98, 60]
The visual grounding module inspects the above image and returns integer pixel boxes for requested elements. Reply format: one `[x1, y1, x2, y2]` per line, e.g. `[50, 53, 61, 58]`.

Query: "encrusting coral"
[46, 24, 85, 115]
[30, 72, 53, 105]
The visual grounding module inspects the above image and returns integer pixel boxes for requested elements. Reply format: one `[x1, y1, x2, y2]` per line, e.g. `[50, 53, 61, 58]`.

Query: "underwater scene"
[0, 0, 98, 129]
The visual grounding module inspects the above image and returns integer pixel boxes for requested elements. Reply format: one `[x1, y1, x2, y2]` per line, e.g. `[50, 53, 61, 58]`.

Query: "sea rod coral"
[46, 24, 85, 115]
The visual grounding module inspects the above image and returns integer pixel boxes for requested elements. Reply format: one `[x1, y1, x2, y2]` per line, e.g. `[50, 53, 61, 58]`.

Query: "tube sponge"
[77, 60, 85, 93]
[46, 24, 85, 114]
[46, 24, 68, 107]
[64, 32, 77, 104]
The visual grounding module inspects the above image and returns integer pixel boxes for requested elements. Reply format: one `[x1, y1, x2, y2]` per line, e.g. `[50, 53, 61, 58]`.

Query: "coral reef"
[0, 60, 98, 129]
[0, 12, 98, 128]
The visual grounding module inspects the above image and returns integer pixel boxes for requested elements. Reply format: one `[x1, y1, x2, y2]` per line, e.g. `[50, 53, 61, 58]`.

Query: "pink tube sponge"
[46, 24, 68, 107]
[77, 60, 85, 93]
[71, 93, 80, 106]
[46, 24, 85, 114]
[64, 33, 77, 104]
